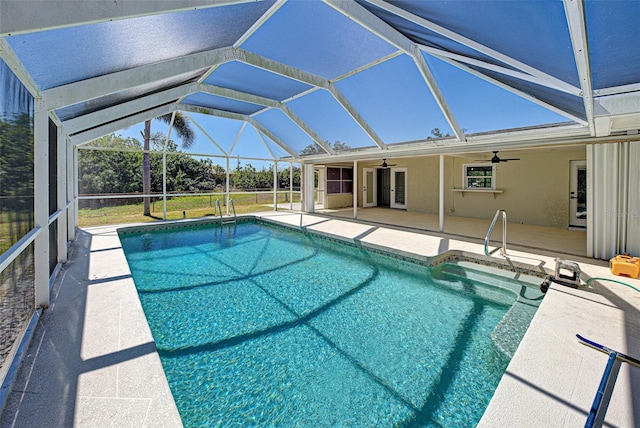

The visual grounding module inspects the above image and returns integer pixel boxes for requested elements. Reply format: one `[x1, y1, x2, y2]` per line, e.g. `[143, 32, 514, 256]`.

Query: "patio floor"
[310, 207, 587, 258]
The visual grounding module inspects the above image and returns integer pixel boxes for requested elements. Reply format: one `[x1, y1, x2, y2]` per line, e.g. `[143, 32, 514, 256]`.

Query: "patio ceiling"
[1, 0, 639, 161]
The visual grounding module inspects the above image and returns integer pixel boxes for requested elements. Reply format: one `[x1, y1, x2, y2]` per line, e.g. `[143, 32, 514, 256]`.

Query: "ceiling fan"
[378, 158, 397, 168]
[480, 151, 520, 163]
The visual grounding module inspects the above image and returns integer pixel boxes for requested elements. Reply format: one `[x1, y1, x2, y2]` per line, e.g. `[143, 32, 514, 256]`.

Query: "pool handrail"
[230, 198, 236, 220]
[215, 198, 237, 225]
[484, 209, 508, 256]
[215, 199, 223, 223]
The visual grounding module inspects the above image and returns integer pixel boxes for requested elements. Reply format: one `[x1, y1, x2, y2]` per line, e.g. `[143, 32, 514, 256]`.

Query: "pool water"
[119, 221, 535, 427]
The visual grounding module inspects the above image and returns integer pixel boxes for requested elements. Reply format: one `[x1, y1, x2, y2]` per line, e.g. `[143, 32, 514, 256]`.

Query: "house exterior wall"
[447, 148, 586, 227]
[326, 193, 353, 209]
[356, 157, 442, 212]
[354, 147, 586, 228]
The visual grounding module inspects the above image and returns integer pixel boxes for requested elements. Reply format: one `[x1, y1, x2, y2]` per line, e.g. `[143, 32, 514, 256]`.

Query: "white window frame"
[462, 163, 496, 190]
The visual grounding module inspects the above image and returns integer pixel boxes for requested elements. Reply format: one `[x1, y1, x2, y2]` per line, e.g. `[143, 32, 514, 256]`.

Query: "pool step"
[491, 301, 538, 358]
[432, 262, 545, 306]
[432, 262, 545, 358]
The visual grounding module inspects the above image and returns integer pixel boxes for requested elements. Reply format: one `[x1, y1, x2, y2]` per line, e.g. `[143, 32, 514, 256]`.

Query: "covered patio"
[314, 206, 588, 257]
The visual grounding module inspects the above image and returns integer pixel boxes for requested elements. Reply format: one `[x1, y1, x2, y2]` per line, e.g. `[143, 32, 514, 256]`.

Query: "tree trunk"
[143, 120, 151, 216]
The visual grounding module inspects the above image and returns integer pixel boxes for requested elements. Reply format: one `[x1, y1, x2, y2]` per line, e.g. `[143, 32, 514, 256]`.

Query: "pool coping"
[117, 215, 550, 277]
[2, 213, 639, 427]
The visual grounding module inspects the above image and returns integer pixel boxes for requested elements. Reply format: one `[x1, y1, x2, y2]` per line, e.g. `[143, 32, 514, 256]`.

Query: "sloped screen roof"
[1, 0, 638, 159]
[9, 1, 277, 90]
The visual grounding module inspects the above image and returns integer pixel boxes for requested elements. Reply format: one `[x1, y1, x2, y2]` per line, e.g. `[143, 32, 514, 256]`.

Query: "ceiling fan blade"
[491, 151, 521, 163]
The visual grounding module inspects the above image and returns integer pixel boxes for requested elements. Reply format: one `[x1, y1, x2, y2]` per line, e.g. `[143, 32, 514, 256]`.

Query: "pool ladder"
[215, 199, 237, 225]
[484, 209, 508, 256]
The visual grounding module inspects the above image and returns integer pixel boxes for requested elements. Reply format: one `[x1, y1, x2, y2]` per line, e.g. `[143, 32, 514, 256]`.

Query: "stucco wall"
[325, 193, 353, 209]
[353, 147, 586, 228]
[356, 157, 441, 212]
[446, 148, 585, 227]
[404, 157, 441, 213]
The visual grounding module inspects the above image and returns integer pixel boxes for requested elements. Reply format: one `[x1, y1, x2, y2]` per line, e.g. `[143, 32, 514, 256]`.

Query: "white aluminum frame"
[462, 163, 496, 190]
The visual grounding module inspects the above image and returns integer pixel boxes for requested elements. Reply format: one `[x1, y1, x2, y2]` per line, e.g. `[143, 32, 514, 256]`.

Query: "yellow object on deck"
[609, 255, 640, 279]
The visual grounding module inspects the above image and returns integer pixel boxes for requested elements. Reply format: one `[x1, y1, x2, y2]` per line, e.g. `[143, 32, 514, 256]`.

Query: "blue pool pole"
[584, 351, 622, 428]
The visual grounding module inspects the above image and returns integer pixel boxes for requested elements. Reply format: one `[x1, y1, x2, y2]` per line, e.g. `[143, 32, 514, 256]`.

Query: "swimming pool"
[119, 220, 543, 427]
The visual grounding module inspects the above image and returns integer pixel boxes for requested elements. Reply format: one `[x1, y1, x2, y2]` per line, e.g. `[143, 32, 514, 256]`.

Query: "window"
[326, 167, 353, 194]
[463, 164, 495, 189]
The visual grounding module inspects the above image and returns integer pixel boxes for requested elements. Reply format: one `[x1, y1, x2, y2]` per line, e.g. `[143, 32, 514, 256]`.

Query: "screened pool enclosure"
[1, 0, 639, 407]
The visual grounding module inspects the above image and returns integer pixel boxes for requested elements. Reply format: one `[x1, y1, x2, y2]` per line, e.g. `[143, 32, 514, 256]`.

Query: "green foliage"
[277, 166, 301, 190]
[0, 112, 35, 252]
[230, 164, 301, 191]
[427, 128, 465, 139]
[78, 134, 222, 207]
[78, 134, 302, 208]
[78, 135, 143, 196]
[429, 128, 450, 138]
[153, 113, 195, 149]
[299, 140, 351, 155]
[231, 163, 273, 190]
[85, 133, 142, 150]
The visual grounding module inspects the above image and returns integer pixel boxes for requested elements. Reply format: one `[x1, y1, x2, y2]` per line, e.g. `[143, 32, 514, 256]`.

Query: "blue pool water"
[119, 221, 535, 427]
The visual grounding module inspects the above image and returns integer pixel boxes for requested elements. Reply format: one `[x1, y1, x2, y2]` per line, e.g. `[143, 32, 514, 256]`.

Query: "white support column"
[162, 113, 175, 221]
[226, 157, 230, 216]
[353, 160, 358, 219]
[300, 162, 305, 212]
[273, 161, 278, 211]
[57, 125, 67, 262]
[66, 141, 76, 240]
[162, 151, 167, 220]
[73, 146, 79, 230]
[34, 102, 49, 308]
[289, 162, 293, 211]
[586, 145, 594, 257]
[439, 154, 444, 232]
[303, 164, 315, 213]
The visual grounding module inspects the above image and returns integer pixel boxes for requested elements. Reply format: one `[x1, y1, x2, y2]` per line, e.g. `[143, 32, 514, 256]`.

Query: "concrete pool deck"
[1, 212, 639, 427]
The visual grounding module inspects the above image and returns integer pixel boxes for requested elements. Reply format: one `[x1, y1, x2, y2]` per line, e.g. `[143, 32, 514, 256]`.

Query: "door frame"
[362, 167, 377, 208]
[315, 167, 325, 209]
[390, 167, 408, 209]
[569, 160, 586, 227]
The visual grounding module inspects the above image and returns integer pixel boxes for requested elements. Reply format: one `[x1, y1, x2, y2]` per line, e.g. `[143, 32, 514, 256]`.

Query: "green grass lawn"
[78, 193, 301, 227]
[0, 212, 33, 255]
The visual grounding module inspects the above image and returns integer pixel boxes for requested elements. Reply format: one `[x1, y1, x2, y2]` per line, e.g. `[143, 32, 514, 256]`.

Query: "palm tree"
[141, 113, 195, 216]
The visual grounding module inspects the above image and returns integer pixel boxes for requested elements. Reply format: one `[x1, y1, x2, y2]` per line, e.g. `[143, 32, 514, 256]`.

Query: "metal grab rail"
[229, 198, 236, 220]
[215, 199, 237, 225]
[215, 199, 223, 222]
[484, 209, 508, 256]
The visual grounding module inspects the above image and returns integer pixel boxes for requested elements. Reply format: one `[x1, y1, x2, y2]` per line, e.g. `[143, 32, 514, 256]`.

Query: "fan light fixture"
[489, 151, 520, 163]
[379, 158, 397, 168]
